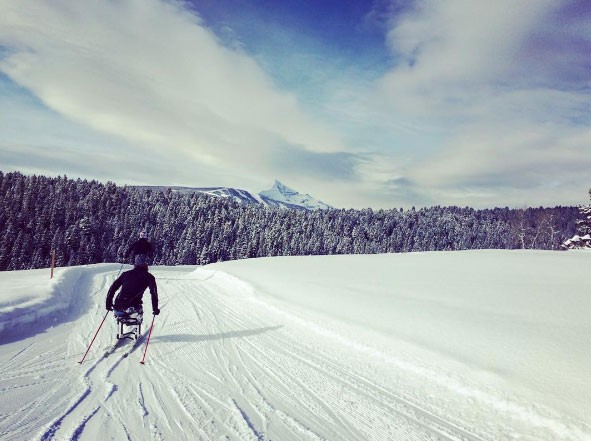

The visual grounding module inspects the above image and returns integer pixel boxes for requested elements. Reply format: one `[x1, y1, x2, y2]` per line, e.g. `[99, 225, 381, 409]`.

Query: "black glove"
[106, 304, 113, 311]
[153, 308, 160, 315]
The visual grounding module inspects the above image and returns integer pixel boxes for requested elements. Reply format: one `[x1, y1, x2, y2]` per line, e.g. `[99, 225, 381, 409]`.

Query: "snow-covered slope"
[0, 251, 590, 441]
[258, 180, 332, 210]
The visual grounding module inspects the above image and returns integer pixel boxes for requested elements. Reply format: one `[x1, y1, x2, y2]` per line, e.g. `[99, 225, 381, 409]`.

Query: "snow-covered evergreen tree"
[576, 188, 591, 236]
[0, 170, 581, 270]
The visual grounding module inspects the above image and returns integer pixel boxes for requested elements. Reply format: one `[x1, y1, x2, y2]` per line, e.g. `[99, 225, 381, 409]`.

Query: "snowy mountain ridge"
[134, 180, 331, 210]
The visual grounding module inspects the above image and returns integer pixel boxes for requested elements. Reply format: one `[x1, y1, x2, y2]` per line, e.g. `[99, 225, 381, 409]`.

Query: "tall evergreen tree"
[576, 188, 591, 236]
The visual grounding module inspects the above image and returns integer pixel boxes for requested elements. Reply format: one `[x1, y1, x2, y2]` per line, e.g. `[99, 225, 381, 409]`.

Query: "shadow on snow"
[152, 325, 283, 343]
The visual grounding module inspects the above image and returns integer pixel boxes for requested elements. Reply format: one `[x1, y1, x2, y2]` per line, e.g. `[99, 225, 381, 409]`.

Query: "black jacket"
[126, 238, 153, 258]
[106, 267, 158, 311]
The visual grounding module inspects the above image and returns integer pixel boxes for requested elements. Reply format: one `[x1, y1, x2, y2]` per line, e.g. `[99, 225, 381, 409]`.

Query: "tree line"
[0, 171, 579, 271]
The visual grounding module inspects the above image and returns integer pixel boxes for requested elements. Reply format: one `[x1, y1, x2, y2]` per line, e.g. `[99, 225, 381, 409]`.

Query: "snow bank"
[0, 264, 123, 342]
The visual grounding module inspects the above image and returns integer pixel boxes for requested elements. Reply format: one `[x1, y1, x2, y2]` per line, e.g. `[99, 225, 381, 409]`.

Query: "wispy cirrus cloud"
[0, 0, 590, 209]
[367, 0, 591, 207]
[0, 0, 355, 198]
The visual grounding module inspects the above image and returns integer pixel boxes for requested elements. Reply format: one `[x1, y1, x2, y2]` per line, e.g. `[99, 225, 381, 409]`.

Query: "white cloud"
[378, 0, 557, 116]
[1, 0, 590, 209]
[366, 0, 591, 207]
[0, 0, 347, 191]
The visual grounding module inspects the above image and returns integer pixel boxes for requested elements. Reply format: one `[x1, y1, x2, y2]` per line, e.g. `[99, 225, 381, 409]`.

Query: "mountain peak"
[271, 180, 298, 196]
[259, 181, 331, 211]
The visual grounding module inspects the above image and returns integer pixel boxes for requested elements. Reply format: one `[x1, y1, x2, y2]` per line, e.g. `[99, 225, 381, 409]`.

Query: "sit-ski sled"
[79, 306, 155, 364]
[113, 307, 143, 341]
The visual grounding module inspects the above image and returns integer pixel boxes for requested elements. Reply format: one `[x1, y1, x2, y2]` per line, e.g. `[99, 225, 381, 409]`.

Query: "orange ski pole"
[140, 315, 156, 365]
[79, 310, 110, 364]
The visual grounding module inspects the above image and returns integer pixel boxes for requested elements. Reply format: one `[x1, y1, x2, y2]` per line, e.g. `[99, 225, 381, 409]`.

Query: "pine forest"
[0, 171, 579, 271]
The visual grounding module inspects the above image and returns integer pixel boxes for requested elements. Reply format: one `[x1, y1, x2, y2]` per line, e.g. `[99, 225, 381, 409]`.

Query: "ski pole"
[140, 315, 156, 365]
[78, 310, 110, 364]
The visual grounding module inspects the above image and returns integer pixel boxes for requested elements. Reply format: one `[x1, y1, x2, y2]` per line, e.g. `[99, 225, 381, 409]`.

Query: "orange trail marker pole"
[50, 250, 56, 279]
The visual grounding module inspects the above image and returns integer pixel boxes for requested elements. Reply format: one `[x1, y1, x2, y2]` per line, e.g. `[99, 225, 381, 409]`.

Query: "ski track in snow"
[0, 264, 589, 441]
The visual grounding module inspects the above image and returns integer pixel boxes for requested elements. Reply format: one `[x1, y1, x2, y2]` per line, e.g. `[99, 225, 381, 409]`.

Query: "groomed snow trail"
[1, 260, 589, 441]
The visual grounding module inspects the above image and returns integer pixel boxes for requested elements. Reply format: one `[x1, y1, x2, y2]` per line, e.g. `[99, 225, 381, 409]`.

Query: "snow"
[0, 250, 590, 440]
[0, 265, 121, 341]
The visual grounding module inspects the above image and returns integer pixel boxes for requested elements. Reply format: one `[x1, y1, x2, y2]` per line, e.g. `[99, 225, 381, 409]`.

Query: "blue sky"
[1, 0, 590, 209]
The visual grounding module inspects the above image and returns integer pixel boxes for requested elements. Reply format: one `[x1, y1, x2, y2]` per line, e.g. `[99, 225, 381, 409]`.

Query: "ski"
[103, 339, 125, 358]
[122, 336, 143, 358]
